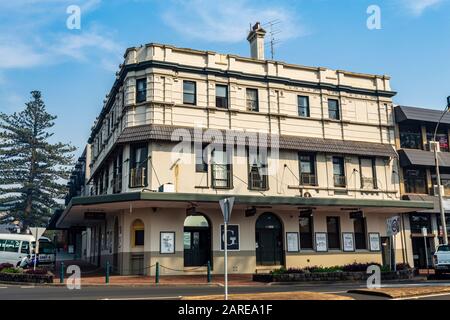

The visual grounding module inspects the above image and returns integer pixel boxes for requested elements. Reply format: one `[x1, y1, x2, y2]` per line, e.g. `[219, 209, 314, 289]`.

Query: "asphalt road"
[1, 280, 450, 300]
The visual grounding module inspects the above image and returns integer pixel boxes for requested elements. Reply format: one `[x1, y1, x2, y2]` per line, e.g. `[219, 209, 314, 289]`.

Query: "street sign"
[386, 216, 400, 236]
[30, 227, 46, 241]
[422, 227, 428, 237]
[30, 227, 46, 271]
[219, 197, 235, 301]
[219, 197, 235, 223]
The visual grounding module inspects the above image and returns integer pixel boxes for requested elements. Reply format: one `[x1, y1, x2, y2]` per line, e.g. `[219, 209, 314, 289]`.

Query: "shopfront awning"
[55, 192, 434, 229]
[399, 149, 450, 167]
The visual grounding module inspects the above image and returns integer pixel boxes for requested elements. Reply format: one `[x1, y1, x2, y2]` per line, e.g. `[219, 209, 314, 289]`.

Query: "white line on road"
[99, 296, 182, 300]
[20, 286, 35, 289]
[394, 292, 450, 300]
[0, 287, 7, 289]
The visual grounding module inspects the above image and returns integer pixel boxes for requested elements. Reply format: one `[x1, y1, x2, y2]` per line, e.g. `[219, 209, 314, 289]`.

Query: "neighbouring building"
[395, 105, 450, 269]
[52, 23, 432, 275]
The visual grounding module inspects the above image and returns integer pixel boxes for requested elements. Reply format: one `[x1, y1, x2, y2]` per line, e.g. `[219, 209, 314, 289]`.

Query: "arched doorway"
[184, 214, 212, 267]
[255, 213, 284, 266]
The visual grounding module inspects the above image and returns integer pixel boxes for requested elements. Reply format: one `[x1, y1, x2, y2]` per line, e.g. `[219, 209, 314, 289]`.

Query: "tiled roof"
[117, 124, 398, 158]
[399, 149, 450, 167]
[395, 105, 450, 125]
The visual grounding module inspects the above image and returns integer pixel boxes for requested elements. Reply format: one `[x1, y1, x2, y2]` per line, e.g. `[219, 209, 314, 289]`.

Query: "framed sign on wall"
[315, 232, 328, 252]
[220, 225, 240, 251]
[160, 232, 175, 254]
[286, 232, 300, 252]
[369, 233, 381, 252]
[342, 232, 355, 252]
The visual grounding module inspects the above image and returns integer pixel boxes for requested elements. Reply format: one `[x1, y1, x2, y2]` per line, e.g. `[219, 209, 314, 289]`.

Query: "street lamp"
[433, 96, 450, 245]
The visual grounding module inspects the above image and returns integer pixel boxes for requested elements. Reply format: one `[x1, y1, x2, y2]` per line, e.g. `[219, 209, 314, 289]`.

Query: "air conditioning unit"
[429, 141, 441, 152]
[434, 185, 444, 196]
[158, 183, 175, 193]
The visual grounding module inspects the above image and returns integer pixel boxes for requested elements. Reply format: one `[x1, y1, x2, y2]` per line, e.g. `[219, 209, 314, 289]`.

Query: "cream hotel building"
[54, 23, 432, 275]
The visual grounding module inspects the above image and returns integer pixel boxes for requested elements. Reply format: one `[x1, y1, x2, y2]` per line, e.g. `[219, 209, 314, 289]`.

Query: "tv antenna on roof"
[262, 19, 282, 60]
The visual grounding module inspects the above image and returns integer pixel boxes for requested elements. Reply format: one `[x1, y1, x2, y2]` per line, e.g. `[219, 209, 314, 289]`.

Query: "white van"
[0, 234, 56, 268]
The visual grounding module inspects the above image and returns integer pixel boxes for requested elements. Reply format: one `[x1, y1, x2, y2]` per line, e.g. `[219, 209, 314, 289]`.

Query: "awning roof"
[55, 192, 434, 229]
[399, 149, 450, 167]
[117, 124, 398, 158]
[395, 105, 450, 125]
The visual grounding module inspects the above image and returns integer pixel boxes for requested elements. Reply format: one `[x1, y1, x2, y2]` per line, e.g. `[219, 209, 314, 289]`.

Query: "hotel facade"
[53, 24, 432, 275]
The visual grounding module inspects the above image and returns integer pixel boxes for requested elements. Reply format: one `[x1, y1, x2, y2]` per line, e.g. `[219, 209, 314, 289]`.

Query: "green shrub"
[0, 267, 22, 274]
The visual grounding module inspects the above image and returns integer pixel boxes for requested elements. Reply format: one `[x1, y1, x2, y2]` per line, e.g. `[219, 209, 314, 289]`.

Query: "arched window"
[131, 219, 144, 247]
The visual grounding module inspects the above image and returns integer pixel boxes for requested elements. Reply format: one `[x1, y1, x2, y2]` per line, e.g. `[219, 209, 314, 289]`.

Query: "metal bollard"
[105, 261, 110, 284]
[155, 262, 160, 284]
[207, 261, 212, 283]
[60, 262, 65, 284]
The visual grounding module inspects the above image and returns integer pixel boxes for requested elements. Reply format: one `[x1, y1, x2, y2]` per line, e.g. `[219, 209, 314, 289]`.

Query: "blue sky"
[0, 0, 449, 154]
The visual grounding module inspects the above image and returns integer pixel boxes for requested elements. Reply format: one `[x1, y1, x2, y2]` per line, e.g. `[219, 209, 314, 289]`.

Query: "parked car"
[0, 234, 56, 268]
[433, 244, 450, 276]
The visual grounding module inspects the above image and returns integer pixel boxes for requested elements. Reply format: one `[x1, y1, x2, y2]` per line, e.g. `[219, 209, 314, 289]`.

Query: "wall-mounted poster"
[342, 233, 355, 252]
[369, 233, 381, 252]
[160, 232, 175, 254]
[315, 232, 328, 252]
[286, 232, 300, 252]
[220, 225, 240, 251]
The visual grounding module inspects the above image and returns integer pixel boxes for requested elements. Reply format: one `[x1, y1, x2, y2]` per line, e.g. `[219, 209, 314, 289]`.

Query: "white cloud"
[0, 0, 122, 71]
[400, 0, 445, 15]
[162, 0, 305, 43]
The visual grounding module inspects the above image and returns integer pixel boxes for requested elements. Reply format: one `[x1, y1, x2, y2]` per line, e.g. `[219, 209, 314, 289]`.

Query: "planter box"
[0, 272, 54, 284]
[253, 269, 414, 283]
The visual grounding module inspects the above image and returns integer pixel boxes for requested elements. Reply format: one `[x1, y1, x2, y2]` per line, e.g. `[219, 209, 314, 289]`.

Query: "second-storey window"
[246, 88, 259, 112]
[399, 123, 422, 149]
[426, 125, 449, 152]
[298, 96, 310, 117]
[248, 149, 268, 190]
[333, 156, 346, 187]
[195, 144, 208, 173]
[299, 153, 316, 186]
[136, 78, 147, 103]
[183, 81, 196, 105]
[113, 149, 123, 194]
[403, 168, 427, 194]
[216, 85, 228, 109]
[129, 144, 148, 188]
[328, 99, 340, 120]
[211, 148, 232, 189]
[360, 157, 377, 189]
[327, 217, 341, 250]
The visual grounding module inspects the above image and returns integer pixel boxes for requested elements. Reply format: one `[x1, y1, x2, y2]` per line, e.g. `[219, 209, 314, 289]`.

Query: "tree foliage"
[0, 91, 76, 229]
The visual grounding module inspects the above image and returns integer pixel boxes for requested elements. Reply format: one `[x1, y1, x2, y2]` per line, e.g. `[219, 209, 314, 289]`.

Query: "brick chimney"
[247, 22, 266, 60]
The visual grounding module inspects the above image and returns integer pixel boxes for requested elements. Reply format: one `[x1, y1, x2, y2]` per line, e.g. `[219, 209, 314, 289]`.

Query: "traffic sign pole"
[219, 197, 234, 301]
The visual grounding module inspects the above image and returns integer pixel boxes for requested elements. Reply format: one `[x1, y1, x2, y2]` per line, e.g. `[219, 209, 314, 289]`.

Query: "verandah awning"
[55, 192, 434, 229]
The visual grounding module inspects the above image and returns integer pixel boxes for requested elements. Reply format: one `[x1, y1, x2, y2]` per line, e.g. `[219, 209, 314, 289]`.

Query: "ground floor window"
[409, 213, 432, 234]
[299, 211, 313, 249]
[327, 217, 341, 250]
[131, 219, 145, 247]
[353, 217, 367, 250]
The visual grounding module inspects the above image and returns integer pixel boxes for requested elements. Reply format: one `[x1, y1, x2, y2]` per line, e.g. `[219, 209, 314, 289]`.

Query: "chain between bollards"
[155, 262, 160, 284]
[59, 262, 65, 284]
[207, 261, 211, 283]
[105, 261, 110, 284]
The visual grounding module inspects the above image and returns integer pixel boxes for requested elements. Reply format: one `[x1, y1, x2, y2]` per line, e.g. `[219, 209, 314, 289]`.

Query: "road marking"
[20, 286, 35, 289]
[0, 287, 7, 289]
[394, 292, 450, 300]
[99, 296, 182, 300]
